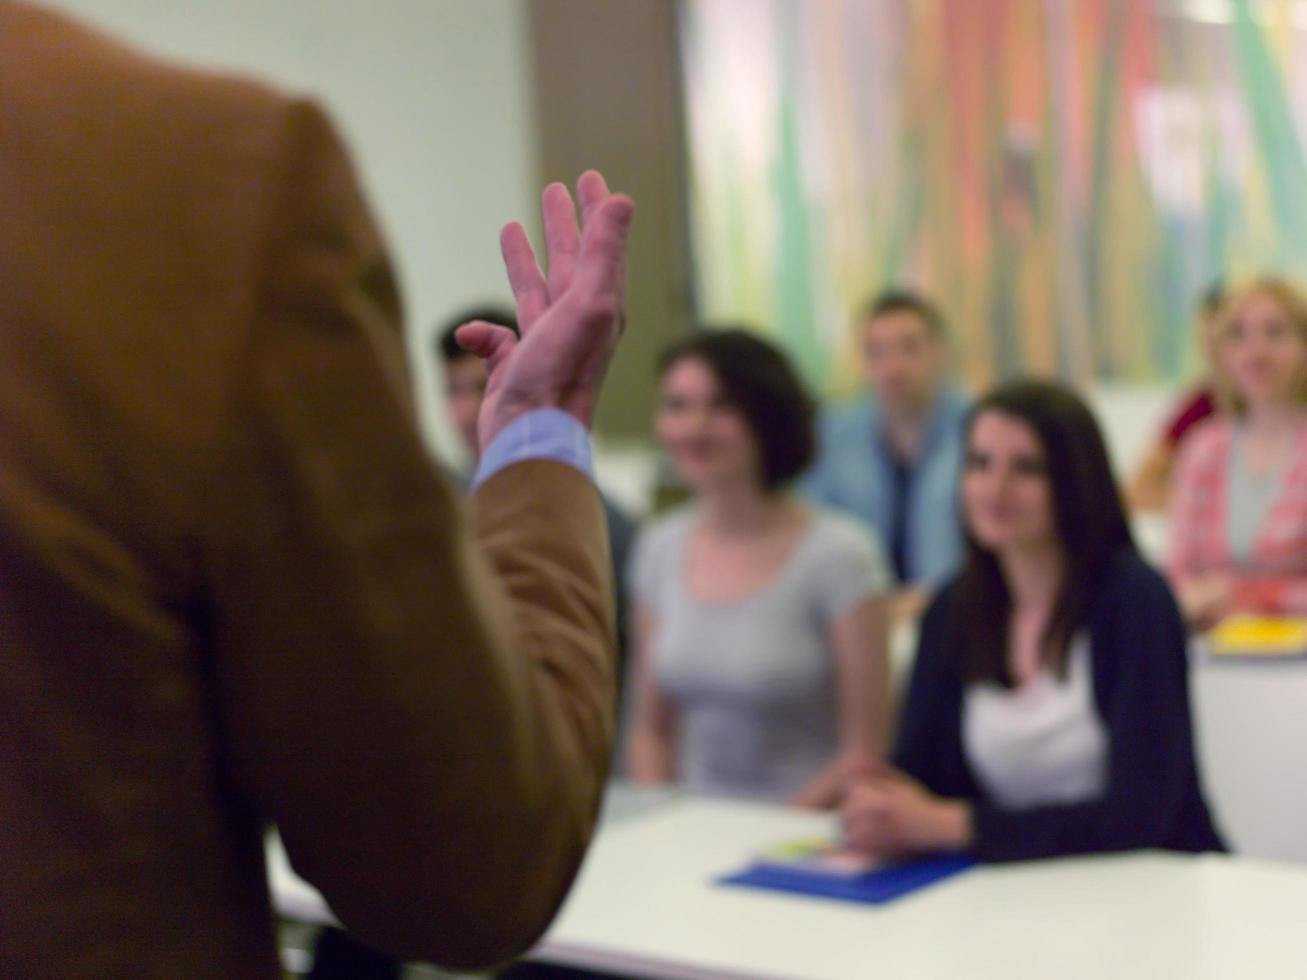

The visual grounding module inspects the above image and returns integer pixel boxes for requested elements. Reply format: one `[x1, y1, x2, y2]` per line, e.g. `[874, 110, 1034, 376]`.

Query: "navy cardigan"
[893, 549, 1226, 862]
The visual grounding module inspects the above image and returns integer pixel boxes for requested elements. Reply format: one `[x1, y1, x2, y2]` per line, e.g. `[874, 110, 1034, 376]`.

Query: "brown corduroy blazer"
[0, 4, 616, 976]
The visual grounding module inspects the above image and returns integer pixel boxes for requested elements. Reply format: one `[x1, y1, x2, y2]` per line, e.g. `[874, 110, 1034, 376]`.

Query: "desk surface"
[532, 797, 1307, 980]
[1189, 652, 1307, 862]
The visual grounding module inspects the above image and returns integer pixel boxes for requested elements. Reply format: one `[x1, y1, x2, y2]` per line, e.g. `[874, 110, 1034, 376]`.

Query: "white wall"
[44, 0, 539, 463]
[1083, 382, 1175, 481]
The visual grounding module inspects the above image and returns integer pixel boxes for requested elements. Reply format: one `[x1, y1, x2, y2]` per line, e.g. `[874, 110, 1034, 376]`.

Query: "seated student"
[1168, 276, 1307, 629]
[626, 330, 891, 807]
[1127, 281, 1225, 512]
[436, 305, 517, 489]
[802, 290, 969, 621]
[841, 380, 1224, 862]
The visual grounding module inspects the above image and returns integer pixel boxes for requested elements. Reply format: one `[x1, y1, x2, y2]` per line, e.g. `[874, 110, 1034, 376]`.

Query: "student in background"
[1127, 282, 1226, 512]
[435, 307, 637, 647]
[842, 381, 1223, 861]
[436, 305, 517, 489]
[1168, 276, 1307, 629]
[802, 290, 969, 622]
[626, 330, 891, 807]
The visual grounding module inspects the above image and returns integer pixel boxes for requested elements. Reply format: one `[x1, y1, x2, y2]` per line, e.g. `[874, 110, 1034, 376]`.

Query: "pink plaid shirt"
[1167, 417, 1307, 614]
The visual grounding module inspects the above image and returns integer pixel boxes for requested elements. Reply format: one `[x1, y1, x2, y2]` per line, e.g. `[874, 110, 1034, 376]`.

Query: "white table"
[532, 797, 1307, 980]
[1190, 650, 1307, 862]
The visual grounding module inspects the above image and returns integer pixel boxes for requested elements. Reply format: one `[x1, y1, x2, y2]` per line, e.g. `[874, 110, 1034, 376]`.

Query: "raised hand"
[456, 171, 634, 450]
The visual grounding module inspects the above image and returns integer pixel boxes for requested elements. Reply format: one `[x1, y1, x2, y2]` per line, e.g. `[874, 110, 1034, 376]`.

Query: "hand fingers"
[570, 193, 635, 312]
[541, 182, 581, 302]
[850, 776, 896, 799]
[842, 825, 877, 854]
[842, 780, 875, 807]
[865, 765, 916, 791]
[860, 792, 895, 817]
[575, 175, 629, 326]
[499, 221, 549, 331]
[842, 782, 892, 822]
[843, 814, 895, 855]
[848, 758, 895, 782]
[454, 321, 518, 371]
[576, 169, 611, 226]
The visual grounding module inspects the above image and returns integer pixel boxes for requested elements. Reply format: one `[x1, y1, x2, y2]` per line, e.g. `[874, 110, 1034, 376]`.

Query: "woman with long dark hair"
[1168, 276, 1307, 628]
[842, 380, 1224, 860]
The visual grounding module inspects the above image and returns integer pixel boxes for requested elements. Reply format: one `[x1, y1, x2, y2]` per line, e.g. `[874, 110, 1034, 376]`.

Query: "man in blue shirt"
[803, 290, 969, 619]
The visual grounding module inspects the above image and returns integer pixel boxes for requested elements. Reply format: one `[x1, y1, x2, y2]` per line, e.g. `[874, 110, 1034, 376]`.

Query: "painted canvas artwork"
[682, 0, 1307, 394]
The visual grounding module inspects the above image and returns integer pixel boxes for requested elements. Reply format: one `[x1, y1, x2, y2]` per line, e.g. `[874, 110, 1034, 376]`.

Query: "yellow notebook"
[1207, 615, 1307, 658]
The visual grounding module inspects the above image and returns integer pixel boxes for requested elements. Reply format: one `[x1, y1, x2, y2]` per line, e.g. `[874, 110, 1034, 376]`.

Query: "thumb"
[455, 320, 518, 370]
[846, 758, 893, 782]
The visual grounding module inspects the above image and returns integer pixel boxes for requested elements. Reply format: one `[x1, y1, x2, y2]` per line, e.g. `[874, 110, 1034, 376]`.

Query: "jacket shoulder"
[3, 1, 299, 161]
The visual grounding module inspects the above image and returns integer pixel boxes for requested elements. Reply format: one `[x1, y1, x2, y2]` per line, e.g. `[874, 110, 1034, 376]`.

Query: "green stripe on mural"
[772, 0, 825, 387]
[1231, 0, 1307, 261]
[1083, 0, 1128, 377]
[682, 0, 1307, 390]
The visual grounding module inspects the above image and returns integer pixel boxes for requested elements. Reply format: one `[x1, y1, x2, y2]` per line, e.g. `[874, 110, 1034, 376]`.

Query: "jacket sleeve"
[891, 586, 969, 798]
[208, 100, 615, 968]
[970, 563, 1203, 862]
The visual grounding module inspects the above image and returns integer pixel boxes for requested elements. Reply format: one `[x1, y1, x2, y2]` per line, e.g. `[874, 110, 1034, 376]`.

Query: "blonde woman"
[1168, 276, 1307, 629]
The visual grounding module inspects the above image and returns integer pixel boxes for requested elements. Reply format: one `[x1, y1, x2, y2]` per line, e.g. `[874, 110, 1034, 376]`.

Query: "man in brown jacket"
[0, 2, 633, 976]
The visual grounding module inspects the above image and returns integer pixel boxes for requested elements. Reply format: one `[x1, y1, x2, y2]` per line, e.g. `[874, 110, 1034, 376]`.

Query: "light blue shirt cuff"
[472, 407, 594, 488]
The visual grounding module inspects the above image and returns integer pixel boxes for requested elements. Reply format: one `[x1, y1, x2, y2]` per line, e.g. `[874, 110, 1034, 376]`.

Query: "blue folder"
[717, 852, 975, 905]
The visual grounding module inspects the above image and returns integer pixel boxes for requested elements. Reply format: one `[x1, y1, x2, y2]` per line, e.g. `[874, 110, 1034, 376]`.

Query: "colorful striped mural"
[681, 0, 1307, 395]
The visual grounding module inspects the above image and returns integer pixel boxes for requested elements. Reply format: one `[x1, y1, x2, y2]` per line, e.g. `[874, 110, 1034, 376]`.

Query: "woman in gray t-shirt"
[625, 331, 891, 806]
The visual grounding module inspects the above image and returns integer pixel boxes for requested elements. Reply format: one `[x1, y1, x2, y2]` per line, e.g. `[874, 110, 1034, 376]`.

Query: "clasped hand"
[840, 764, 973, 857]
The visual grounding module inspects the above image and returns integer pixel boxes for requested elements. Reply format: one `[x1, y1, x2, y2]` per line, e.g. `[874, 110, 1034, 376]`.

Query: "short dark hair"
[434, 305, 518, 364]
[859, 288, 946, 337]
[954, 380, 1135, 685]
[657, 328, 815, 491]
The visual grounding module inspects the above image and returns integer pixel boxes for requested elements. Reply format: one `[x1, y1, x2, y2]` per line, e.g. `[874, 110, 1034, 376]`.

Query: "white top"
[1227, 425, 1290, 565]
[631, 505, 888, 800]
[962, 635, 1108, 809]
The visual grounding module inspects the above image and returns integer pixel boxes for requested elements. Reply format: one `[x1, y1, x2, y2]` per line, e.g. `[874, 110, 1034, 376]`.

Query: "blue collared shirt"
[472, 407, 594, 488]
[800, 386, 970, 587]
